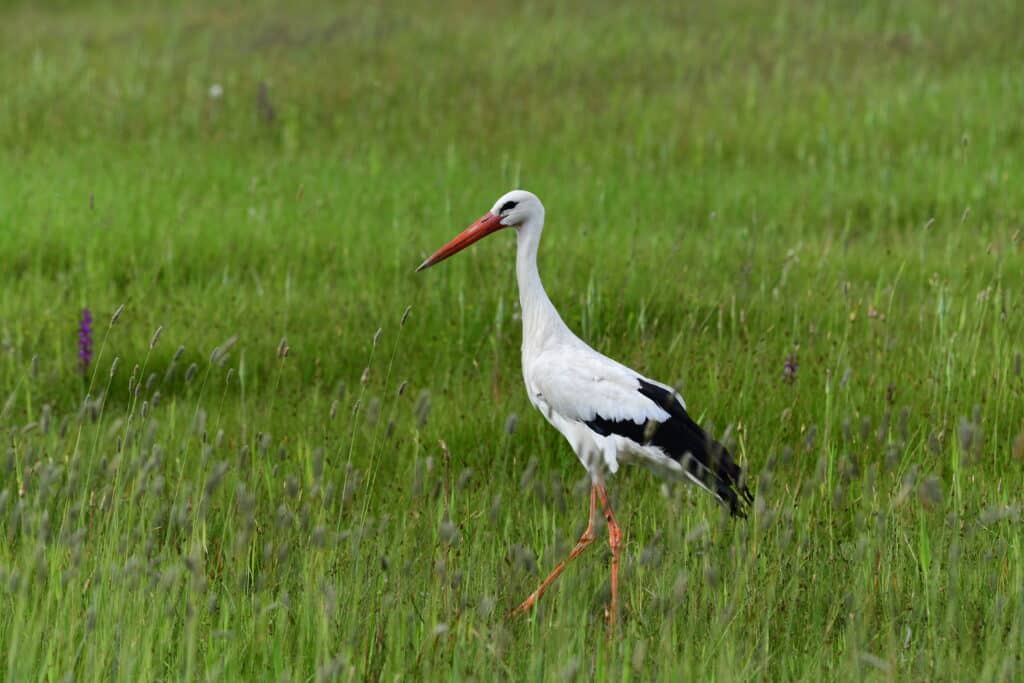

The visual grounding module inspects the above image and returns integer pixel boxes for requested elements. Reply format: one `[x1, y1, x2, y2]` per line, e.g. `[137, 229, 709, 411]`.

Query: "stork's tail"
[702, 439, 754, 518]
[635, 379, 754, 518]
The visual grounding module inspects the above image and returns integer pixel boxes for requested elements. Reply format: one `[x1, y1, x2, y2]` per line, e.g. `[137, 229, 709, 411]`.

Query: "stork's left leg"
[508, 485, 600, 618]
[595, 484, 622, 627]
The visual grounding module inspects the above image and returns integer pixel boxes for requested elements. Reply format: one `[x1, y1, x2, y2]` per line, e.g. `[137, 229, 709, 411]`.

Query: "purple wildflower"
[78, 308, 93, 374]
[782, 354, 798, 384]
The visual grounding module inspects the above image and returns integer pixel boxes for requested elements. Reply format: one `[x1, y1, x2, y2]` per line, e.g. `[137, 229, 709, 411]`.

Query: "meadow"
[1, 1, 1023, 680]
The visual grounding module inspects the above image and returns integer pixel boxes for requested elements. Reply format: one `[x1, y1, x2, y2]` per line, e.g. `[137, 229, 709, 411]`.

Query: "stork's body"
[418, 190, 751, 624]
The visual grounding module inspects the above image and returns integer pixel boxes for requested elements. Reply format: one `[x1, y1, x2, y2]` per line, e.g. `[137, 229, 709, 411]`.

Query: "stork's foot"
[603, 599, 620, 629]
[508, 592, 539, 618]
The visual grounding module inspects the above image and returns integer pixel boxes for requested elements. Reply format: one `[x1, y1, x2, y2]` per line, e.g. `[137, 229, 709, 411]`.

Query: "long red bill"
[416, 212, 505, 272]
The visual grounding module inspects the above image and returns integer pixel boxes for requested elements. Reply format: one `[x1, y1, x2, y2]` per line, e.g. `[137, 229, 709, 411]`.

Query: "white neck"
[515, 213, 570, 352]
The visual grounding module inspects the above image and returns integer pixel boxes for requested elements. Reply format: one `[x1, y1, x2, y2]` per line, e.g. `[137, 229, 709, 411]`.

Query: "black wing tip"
[727, 484, 755, 519]
[716, 476, 754, 519]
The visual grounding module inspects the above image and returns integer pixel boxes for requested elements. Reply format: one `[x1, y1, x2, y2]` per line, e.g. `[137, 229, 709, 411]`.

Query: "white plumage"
[527, 345, 674, 474]
[418, 189, 752, 625]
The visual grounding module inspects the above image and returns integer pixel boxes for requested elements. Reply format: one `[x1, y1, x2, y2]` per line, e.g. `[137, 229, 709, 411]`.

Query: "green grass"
[2, 1, 1023, 680]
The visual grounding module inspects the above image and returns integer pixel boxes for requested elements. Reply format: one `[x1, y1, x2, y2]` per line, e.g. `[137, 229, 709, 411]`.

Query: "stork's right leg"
[595, 484, 622, 628]
[508, 484, 600, 617]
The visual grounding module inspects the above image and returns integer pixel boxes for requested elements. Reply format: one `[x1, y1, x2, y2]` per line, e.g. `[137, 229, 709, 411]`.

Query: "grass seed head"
[876, 410, 891, 443]
[978, 505, 1021, 525]
[401, 305, 412, 326]
[414, 390, 431, 427]
[40, 405, 51, 434]
[313, 655, 346, 683]
[258, 432, 272, 453]
[510, 544, 537, 574]
[277, 337, 290, 358]
[312, 447, 324, 479]
[149, 325, 163, 349]
[110, 304, 125, 326]
[204, 461, 229, 497]
[858, 652, 891, 674]
[560, 658, 581, 682]
[109, 356, 120, 378]
[183, 554, 200, 577]
[918, 476, 943, 508]
[957, 417, 977, 455]
[519, 456, 538, 490]
[210, 335, 238, 365]
[860, 416, 871, 442]
[477, 595, 495, 619]
[439, 513, 459, 544]
[185, 363, 198, 383]
[640, 532, 663, 566]
[1013, 433, 1024, 461]
[892, 465, 919, 506]
[804, 424, 817, 450]
[669, 571, 690, 605]
[885, 442, 902, 471]
[631, 640, 648, 672]
[685, 522, 709, 545]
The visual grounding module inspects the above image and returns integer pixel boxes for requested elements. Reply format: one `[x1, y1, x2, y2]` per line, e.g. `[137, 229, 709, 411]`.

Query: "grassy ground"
[2, 1, 1023, 680]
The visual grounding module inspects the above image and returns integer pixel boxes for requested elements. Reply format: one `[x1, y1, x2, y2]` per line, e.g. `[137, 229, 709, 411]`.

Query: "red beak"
[416, 212, 506, 272]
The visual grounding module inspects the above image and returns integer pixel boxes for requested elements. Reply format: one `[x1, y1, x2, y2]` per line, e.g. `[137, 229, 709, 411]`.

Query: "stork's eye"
[499, 200, 518, 214]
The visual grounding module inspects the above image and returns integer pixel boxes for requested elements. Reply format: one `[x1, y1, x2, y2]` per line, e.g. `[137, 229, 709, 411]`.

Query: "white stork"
[417, 190, 752, 625]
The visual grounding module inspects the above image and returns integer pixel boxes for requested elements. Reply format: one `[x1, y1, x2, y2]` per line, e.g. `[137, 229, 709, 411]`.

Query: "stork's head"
[416, 190, 543, 272]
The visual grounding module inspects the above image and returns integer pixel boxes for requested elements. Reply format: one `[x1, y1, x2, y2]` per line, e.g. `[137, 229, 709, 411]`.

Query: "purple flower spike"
[782, 354, 798, 384]
[79, 308, 93, 374]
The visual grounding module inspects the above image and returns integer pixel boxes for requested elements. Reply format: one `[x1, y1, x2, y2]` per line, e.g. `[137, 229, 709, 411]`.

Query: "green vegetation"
[1, 1, 1022, 680]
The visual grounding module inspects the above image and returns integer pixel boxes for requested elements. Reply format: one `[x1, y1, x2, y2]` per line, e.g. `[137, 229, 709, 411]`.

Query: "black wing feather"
[585, 379, 753, 518]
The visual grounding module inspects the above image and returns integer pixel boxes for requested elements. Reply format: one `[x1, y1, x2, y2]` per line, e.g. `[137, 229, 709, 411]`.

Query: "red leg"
[595, 484, 622, 628]
[508, 485, 600, 617]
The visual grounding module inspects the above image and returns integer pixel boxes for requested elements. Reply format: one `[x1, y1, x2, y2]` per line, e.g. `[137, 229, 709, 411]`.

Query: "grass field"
[2, 1, 1023, 680]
